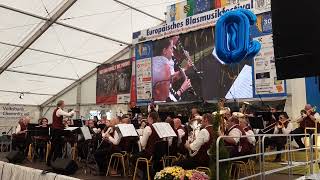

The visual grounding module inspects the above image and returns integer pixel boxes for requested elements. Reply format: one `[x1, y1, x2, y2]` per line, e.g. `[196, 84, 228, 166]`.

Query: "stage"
[0, 152, 306, 180]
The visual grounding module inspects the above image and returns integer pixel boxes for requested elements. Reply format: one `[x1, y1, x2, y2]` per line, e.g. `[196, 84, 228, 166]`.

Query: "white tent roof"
[0, 0, 174, 105]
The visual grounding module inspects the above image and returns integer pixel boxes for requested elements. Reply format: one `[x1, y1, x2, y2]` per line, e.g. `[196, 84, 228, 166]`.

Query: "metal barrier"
[216, 133, 317, 180]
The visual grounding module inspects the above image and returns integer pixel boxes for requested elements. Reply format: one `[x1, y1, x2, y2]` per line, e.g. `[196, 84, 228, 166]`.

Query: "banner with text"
[133, 0, 270, 44]
[0, 105, 39, 128]
[96, 59, 132, 104]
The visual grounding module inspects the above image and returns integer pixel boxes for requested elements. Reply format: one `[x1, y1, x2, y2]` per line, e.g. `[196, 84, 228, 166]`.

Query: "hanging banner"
[250, 12, 286, 97]
[0, 104, 39, 127]
[135, 42, 153, 103]
[166, 0, 266, 23]
[252, 34, 286, 97]
[96, 59, 132, 104]
[133, 0, 270, 44]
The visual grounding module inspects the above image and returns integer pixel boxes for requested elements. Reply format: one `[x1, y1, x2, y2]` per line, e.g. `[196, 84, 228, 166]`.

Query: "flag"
[176, 1, 188, 20]
[186, 0, 194, 17]
[194, 0, 212, 14]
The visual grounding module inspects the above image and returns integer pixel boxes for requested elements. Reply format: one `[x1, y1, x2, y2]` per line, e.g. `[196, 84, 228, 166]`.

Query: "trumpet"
[276, 119, 289, 129]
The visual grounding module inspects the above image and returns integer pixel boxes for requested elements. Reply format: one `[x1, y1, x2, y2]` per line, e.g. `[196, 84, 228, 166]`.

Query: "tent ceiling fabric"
[0, 0, 177, 105]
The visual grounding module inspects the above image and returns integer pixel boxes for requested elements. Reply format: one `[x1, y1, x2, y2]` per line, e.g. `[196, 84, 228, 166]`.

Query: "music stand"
[255, 111, 273, 121]
[248, 116, 264, 129]
[72, 119, 83, 127]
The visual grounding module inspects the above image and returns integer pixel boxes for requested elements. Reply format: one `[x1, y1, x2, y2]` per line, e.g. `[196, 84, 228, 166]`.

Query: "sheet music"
[152, 122, 177, 138]
[64, 127, 79, 131]
[117, 124, 138, 137]
[80, 127, 92, 140]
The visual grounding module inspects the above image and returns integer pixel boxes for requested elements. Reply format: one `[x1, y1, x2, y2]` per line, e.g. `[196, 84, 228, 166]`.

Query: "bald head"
[305, 104, 313, 111]
[174, 118, 181, 129]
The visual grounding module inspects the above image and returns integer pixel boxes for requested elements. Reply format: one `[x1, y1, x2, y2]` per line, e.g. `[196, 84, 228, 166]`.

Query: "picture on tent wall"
[149, 26, 253, 103]
[96, 59, 132, 104]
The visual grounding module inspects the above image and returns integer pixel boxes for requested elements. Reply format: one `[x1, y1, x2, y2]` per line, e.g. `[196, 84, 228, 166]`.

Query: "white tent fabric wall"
[0, 0, 175, 105]
[0, 104, 40, 127]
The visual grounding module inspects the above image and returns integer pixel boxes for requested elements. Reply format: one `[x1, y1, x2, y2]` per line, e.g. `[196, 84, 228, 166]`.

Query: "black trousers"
[265, 136, 287, 159]
[291, 127, 315, 148]
[94, 142, 116, 173]
[47, 128, 64, 165]
[174, 156, 209, 170]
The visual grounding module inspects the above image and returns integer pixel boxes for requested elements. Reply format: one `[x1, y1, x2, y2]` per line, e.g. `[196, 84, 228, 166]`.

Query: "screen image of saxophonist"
[151, 27, 252, 102]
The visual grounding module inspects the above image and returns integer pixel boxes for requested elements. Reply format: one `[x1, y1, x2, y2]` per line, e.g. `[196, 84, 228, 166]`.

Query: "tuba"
[187, 117, 201, 157]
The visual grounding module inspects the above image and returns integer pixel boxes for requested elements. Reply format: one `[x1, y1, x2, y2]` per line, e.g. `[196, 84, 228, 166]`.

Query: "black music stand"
[71, 119, 83, 127]
[255, 111, 273, 121]
[248, 116, 264, 129]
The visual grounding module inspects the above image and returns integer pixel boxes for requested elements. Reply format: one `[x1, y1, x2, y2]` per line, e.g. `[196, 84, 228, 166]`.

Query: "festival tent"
[0, 0, 171, 105]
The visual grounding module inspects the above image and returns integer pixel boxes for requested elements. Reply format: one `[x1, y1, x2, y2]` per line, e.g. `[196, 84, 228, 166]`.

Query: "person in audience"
[265, 112, 293, 162]
[47, 100, 75, 166]
[291, 104, 320, 148]
[174, 117, 188, 155]
[175, 113, 214, 169]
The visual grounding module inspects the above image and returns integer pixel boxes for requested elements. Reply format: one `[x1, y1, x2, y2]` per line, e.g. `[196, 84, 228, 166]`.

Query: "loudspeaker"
[51, 158, 78, 175]
[6, 151, 24, 164]
[271, 0, 320, 79]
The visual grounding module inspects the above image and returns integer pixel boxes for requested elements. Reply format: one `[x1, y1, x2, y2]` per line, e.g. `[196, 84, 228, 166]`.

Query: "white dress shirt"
[274, 122, 293, 134]
[227, 125, 242, 144]
[140, 126, 152, 149]
[244, 129, 256, 145]
[147, 104, 159, 113]
[189, 125, 212, 151]
[108, 130, 121, 145]
[16, 124, 22, 134]
[177, 128, 186, 145]
[56, 107, 75, 117]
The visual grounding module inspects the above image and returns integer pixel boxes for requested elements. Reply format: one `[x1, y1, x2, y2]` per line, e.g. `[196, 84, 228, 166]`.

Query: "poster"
[96, 59, 132, 104]
[252, 34, 286, 97]
[135, 43, 153, 103]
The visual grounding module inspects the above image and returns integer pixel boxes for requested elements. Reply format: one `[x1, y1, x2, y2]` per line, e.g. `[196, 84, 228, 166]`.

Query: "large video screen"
[136, 27, 251, 103]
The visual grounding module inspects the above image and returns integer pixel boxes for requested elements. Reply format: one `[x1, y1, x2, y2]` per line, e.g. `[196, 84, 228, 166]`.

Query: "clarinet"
[178, 65, 197, 96]
[97, 127, 112, 149]
[176, 41, 203, 78]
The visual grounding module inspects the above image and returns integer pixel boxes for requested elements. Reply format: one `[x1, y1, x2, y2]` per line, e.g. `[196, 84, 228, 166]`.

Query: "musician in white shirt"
[175, 113, 214, 169]
[94, 118, 120, 175]
[265, 112, 293, 162]
[239, 118, 256, 146]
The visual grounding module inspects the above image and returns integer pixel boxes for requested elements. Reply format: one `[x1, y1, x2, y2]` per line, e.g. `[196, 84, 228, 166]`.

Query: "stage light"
[19, 93, 24, 99]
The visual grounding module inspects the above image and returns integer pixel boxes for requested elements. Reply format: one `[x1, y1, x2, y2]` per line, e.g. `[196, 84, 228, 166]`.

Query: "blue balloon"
[215, 9, 261, 64]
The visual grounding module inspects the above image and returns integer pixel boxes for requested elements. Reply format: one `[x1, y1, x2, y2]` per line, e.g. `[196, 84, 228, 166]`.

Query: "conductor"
[47, 100, 76, 166]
